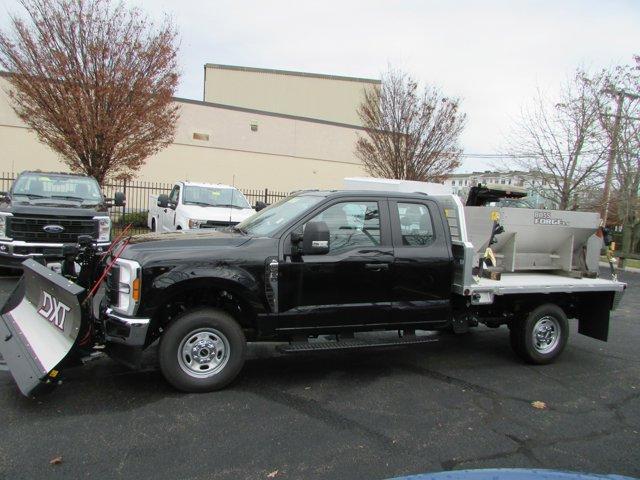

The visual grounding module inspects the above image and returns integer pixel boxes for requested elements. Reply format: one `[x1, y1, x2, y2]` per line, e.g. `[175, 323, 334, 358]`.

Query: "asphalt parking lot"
[0, 269, 639, 480]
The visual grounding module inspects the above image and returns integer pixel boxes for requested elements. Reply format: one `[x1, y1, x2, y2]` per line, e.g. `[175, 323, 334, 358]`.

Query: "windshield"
[235, 195, 324, 237]
[12, 173, 102, 201]
[183, 186, 250, 209]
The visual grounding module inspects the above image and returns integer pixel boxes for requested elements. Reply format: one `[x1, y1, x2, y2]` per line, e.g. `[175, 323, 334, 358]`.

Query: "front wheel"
[510, 303, 568, 365]
[158, 308, 246, 392]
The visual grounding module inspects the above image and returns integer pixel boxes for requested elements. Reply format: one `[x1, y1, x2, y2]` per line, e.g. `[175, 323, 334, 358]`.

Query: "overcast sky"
[1, 0, 639, 172]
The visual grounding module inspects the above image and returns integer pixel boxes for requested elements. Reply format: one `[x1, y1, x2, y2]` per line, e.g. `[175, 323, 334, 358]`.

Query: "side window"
[308, 201, 380, 254]
[169, 185, 180, 204]
[396, 203, 434, 246]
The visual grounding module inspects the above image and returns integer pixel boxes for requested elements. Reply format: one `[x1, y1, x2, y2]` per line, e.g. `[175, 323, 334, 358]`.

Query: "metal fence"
[0, 172, 289, 235]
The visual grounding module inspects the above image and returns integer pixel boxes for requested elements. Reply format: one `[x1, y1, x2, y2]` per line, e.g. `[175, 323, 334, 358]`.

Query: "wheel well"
[150, 280, 257, 342]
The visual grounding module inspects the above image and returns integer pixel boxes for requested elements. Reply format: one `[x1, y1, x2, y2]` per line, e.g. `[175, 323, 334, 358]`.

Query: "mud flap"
[0, 259, 85, 397]
[577, 291, 613, 342]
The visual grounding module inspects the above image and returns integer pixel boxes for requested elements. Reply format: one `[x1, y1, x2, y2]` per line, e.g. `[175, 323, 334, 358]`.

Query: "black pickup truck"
[0, 188, 626, 397]
[0, 171, 124, 269]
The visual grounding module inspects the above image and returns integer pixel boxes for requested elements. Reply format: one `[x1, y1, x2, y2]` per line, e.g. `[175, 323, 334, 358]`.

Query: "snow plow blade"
[0, 259, 85, 397]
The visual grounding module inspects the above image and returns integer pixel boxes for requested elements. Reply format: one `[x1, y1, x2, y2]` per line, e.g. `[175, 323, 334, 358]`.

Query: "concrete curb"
[599, 261, 640, 273]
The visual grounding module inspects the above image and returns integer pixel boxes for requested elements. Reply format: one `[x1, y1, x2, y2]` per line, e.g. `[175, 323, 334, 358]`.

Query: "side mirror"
[302, 221, 330, 255]
[113, 191, 126, 207]
[254, 200, 267, 212]
[157, 194, 170, 208]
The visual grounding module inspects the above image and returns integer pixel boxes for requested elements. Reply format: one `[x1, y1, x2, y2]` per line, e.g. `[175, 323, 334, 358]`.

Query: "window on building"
[192, 132, 210, 141]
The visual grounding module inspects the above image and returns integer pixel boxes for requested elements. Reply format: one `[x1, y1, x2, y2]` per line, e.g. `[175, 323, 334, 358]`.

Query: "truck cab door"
[277, 198, 394, 332]
[162, 185, 180, 232]
[389, 199, 452, 328]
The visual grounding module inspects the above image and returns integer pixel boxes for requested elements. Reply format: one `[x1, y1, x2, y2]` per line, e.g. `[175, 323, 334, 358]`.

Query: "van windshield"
[235, 195, 323, 237]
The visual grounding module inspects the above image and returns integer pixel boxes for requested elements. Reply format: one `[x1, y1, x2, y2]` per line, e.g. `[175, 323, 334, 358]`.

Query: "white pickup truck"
[148, 181, 260, 232]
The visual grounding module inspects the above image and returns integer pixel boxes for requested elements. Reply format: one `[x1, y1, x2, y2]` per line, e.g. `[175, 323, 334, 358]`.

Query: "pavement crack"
[241, 385, 397, 450]
[397, 363, 531, 405]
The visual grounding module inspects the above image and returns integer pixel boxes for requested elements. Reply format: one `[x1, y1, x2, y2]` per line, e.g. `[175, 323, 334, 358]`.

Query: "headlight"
[0, 213, 12, 240]
[188, 219, 207, 229]
[113, 258, 141, 316]
[94, 216, 111, 242]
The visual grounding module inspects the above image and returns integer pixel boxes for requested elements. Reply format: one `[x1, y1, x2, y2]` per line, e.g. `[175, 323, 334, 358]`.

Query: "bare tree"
[0, 0, 180, 184]
[355, 68, 466, 183]
[587, 57, 640, 255]
[509, 73, 608, 210]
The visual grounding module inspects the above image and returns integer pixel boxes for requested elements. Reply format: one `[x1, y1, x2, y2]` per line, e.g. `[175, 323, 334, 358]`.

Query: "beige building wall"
[203, 64, 380, 126]
[0, 76, 366, 191]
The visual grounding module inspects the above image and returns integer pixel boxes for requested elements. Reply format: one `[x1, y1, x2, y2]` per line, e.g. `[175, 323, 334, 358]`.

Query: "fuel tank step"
[277, 334, 438, 353]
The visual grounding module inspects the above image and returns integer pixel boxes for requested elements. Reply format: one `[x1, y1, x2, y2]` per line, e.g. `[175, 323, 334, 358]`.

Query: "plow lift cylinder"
[0, 259, 86, 397]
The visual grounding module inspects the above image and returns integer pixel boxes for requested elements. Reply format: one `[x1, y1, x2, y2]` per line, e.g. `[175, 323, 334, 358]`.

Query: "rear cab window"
[393, 201, 435, 247]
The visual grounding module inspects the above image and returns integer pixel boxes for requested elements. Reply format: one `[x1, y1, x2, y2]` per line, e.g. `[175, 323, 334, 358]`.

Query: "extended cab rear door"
[389, 198, 453, 328]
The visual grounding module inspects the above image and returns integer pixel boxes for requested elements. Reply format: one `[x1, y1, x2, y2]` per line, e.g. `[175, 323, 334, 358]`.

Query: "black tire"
[158, 308, 246, 392]
[151, 218, 156, 232]
[509, 303, 568, 365]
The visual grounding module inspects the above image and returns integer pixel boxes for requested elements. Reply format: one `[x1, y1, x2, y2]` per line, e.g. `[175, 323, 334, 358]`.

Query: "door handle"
[365, 263, 389, 271]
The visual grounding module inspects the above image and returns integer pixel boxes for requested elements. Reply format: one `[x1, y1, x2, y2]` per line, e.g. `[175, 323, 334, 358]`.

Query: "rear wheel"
[158, 308, 246, 392]
[509, 303, 568, 364]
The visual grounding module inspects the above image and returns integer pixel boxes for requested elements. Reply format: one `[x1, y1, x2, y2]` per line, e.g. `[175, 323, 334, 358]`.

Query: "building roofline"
[173, 96, 366, 130]
[1, 70, 367, 130]
[204, 63, 381, 85]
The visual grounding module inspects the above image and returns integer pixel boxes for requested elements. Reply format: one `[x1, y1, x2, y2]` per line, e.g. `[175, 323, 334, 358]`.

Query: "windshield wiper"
[216, 203, 245, 209]
[51, 195, 85, 201]
[185, 201, 217, 207]
[15, 193, 48, 199]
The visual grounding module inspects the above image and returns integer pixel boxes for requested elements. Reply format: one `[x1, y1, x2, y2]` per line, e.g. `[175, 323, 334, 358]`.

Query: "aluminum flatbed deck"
[463, 272, 626, 305]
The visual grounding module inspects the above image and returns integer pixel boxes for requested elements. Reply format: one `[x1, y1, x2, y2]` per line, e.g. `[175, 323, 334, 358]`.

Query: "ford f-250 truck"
[147, 181, 261, 232]
[0, 171, 124, 270]
[0, 181, 626, 397]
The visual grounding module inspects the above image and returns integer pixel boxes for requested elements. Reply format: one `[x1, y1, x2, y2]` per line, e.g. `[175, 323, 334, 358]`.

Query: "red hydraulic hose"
[100, 223, 133, 258]
[83, 237, 131, 305]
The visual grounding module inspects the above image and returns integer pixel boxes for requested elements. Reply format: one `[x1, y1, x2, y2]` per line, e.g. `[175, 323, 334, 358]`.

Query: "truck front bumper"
[0, 240, 111, 268]
[102, 308, 150, 347]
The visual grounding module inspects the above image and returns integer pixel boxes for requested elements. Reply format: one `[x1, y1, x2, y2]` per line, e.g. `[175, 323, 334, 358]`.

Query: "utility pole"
[600, 91, 624, 225]
[600, 88, 640, 225]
